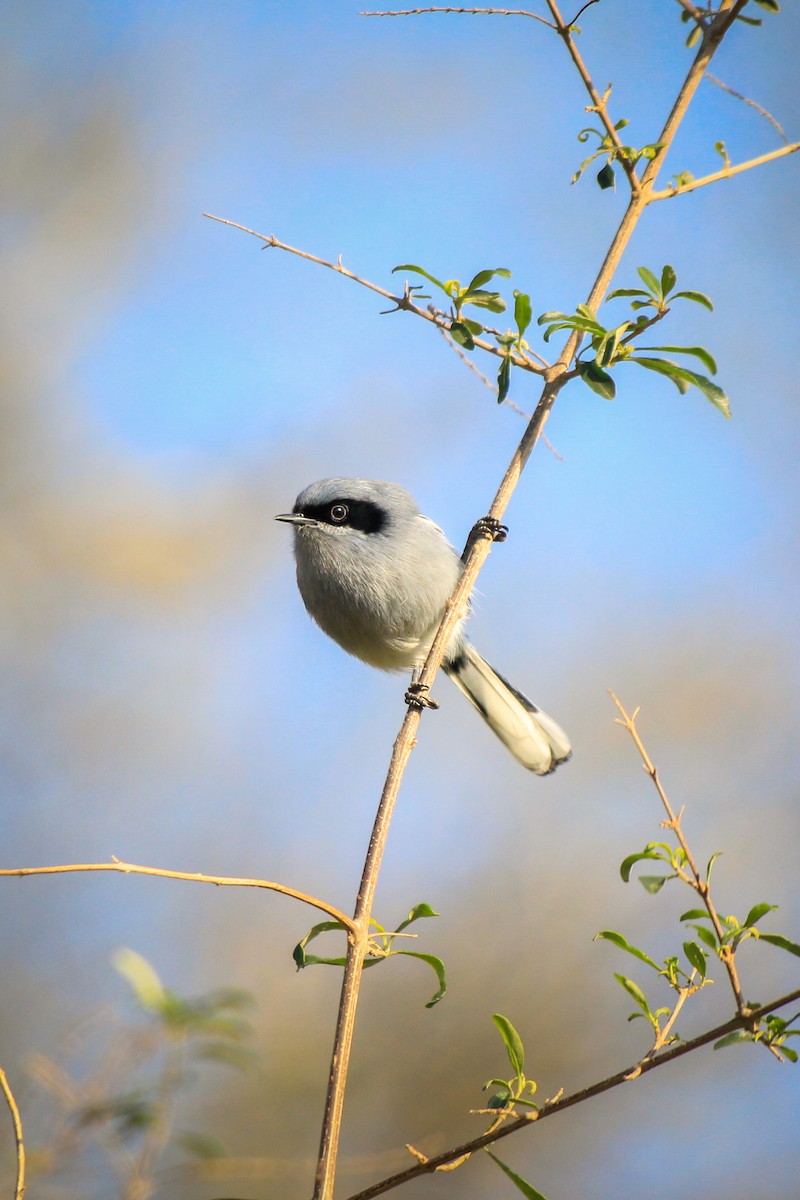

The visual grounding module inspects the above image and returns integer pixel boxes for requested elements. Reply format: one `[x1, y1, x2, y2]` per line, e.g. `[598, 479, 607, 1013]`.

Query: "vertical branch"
[312, 5, 757, 1196]
[0, 1067, 25, 1200]
[314, 711, 421, 1200]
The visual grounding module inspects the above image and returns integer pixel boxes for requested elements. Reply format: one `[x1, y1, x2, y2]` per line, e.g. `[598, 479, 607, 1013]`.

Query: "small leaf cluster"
[680, 1, 780, 49]
[540, 265, 730, 416]
[572, 117, 663, 190]
[681, 902, 800, 964]
[66, 949, 256, 1172]
[393, 263, 533, 402]
[717, 1010, 800, 1061]
[596, 929, 710, 1041]
[294, 903, 446, 1008]
[482, 1013, 538, 1112]
[482, 1017, 551, 1199]
[607, 844, 800, 1061]
[113, 947, 256, 1069]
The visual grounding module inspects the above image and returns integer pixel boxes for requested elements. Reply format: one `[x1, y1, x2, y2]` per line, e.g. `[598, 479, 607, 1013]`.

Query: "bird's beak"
[274, 512, 317, 526]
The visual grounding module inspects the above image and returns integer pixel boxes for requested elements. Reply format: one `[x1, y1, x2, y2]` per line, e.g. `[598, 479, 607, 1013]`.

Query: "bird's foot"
[469, 515, 509, 546]
[405, 682, 439, 711]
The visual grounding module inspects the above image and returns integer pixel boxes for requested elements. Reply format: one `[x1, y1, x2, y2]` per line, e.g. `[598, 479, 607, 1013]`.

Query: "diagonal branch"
[0, 859, 354, 929]
[344, 988, 800, 1200]
[648, 141, 800, 201]
[309, 6, 772, 1199]
[202, 215, 544, 375]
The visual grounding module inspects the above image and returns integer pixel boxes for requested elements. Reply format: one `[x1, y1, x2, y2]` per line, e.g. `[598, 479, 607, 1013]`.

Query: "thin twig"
[706, 72, 789, 142]
[648, 141, 800, 201]
[546, 1, 640, 192]
[343, 988, 800, 1200]
[609, 693, 748, 1015]
[0, 1067, 25, 1200]
[202, 215, 544, 376]
[359, 7, 555, 26]
[437, 327, 566, 458]
[0, 859, 354, 930]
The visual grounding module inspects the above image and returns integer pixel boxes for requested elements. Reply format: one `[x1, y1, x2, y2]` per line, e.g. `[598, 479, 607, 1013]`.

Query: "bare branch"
[706, 72, 789, 143]
[0, 1067, 25, 1200]
[359, 7, 554, 27]
[0, 859, 354, 929]
[343, 989, 800, 1200]
[648, 141, 800, 201]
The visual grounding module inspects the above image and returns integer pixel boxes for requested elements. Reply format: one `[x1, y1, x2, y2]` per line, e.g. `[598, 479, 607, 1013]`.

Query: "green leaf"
[293, 920, 348, 969]
[691, 924, 719, 951]
[753, 0, 779, 12]
[467, 267, 511, 291]
[638, 874, 670, 894]
[714, 1029, 755, 1050]
[743, 903, 777, 929]
[514, 290, 533, 339]
[759, 933, 800, 958]
[497, 355, 512, 404]
[395, 902, 440, 933]
[175, 1130, 227, 1160]
[597, 162, 616, 190]
[614, 974, 651, 1015]
[680, 908, 711, 923]
[465, 289, 506, 313]
[112, 948, 166, 1012]
[620, 848, 668, 882]
[672, 289, 713, 310]
[660, 265, 677, 296]
[463, 317, 484, 336]
[706, 851, 723, 882]
[392, 263, 446, 291]
[636, 266, 661, 298]
[683, 941, 707, 979]
[485, 1150, 551, 1200]
[449, 320, 475, 350]
[579, 359, 616, 399]
[492, 1013, 525, 1076]
[630, 357, 731, 418]
[394, 951, 447, 1007]
[606, 287, 651, 301]
[638, 345, 717, 374]
[595, 930, 660, 971]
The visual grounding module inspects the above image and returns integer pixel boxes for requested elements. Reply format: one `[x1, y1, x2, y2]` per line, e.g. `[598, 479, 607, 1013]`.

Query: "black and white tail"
[445, 643, 571, 775]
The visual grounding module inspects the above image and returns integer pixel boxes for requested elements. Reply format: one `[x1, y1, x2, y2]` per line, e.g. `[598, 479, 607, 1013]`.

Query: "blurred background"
[1, 1, 798, 1197]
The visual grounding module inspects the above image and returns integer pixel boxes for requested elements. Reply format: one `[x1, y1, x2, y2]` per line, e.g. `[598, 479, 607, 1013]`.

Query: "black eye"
[330, 503, 349, 524]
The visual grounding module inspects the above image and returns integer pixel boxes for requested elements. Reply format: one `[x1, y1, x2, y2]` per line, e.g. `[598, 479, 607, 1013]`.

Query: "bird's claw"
[405, 682, 439, 711]
[470, 516, 509, 545]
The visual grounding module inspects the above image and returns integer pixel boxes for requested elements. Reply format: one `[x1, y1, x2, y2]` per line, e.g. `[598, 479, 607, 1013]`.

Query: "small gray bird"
[275, 478, 571, 774]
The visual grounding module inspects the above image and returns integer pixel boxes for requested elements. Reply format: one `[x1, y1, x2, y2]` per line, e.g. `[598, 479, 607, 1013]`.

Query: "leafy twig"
[343, 988, 800, 1200]
[648, 141, 800, 201]
[609, 693, 748, 1015]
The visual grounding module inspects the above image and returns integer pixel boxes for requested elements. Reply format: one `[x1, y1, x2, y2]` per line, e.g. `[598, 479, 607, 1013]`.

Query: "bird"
[275, 478, 571, 774]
